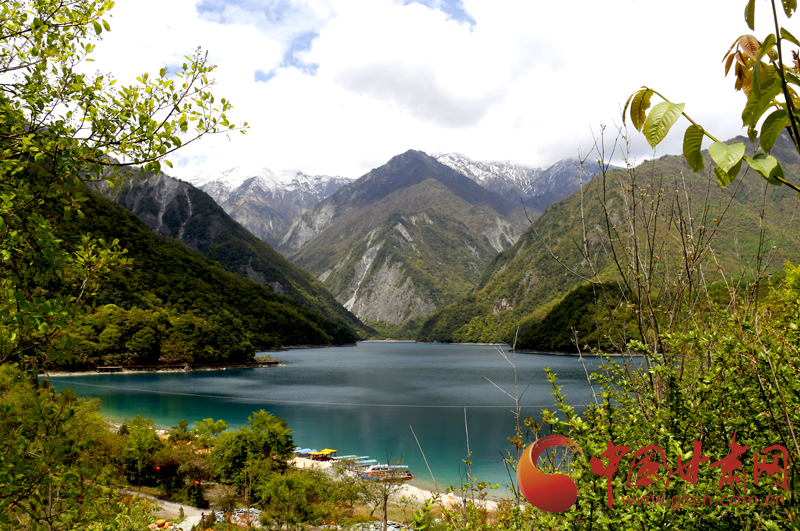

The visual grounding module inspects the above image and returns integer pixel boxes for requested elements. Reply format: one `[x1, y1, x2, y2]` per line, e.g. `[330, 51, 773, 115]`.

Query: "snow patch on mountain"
[184, 166, 352, 244]
[434, 153, 598, 210]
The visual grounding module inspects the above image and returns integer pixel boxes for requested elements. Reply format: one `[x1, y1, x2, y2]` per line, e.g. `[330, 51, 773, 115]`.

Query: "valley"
[104, 138, 799, 348]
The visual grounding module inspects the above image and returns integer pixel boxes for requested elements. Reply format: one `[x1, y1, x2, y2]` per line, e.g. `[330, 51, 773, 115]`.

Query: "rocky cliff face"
[279, 150, 528, 329]
[187, 167, 351, 245]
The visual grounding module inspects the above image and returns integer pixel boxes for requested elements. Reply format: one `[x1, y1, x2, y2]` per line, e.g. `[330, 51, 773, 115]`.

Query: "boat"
[295, 447, 413, 481]
[353, 464, 414, 481]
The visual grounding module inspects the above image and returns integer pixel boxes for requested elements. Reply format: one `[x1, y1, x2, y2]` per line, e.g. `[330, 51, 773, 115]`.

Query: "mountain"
[187, 167, 351, 244]
[21, 163, 360, 369]
[418, 135, 800, 344]
[435, 154, 604, 211]
[94, 170, 370, 337]
[276, 150, 529, 335]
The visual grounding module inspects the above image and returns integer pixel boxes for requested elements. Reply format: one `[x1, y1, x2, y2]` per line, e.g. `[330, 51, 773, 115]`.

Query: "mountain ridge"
[94, 170, 370, 338]
[276, 150, 529, 333]
[186, 167, 352, 244]
[434, 153, 603, 212]
[418, 135, 800, 344]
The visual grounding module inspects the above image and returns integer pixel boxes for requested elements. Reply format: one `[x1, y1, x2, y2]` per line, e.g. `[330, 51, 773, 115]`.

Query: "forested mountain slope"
[418, 135, 800, 344]
[34, 164, 359, 369]
[95, 169, 369, 337]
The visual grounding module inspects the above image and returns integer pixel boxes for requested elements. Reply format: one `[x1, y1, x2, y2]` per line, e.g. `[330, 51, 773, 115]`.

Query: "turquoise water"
[47, 342, 600, 496]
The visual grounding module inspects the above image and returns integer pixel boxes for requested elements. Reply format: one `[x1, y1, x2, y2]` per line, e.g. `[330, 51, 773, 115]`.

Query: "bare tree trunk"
[381, 492, 388, 531]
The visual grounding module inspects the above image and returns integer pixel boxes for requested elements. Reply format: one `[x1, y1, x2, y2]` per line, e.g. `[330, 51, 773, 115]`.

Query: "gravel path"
[121, 489, 206, 530]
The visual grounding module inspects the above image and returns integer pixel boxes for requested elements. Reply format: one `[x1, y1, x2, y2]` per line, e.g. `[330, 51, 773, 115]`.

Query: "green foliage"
[193, 418, 229, 449]
[169, 419, 194, 444]
[210, 410, 294, 486]
[523, 275, 800, 528]
[257, 469, 350, 530]
[0, 0, 245, 376]
[120, 415, 164, 487]
[0, 365, 146, 529]
[67, 304, 254, 367]
[516, 283, 638, 353]
[624, 1, 800, 190]
[84, 496, 155, 531]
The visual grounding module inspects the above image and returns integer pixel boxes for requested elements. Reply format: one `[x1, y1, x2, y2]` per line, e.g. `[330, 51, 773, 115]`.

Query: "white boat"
[354, 464, 414, 481]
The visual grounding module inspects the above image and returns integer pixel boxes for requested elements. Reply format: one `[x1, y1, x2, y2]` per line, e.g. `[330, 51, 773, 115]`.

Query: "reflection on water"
[47, 342, 602, 494]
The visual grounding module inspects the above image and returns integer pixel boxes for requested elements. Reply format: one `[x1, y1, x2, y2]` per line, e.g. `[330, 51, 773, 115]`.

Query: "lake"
[47, 342, 601, 496]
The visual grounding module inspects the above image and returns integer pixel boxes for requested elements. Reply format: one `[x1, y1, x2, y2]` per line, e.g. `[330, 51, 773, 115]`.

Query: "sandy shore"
[290, 458, 499, 511]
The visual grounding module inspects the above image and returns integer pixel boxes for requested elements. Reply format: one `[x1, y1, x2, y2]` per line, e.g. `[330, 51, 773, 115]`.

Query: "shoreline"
[290, 457, 501, 510]
[512, 349, 638, 357]
[42, 359, 282, 378]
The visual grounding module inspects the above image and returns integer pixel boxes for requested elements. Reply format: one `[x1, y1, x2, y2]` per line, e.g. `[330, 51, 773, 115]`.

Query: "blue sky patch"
[254, 69, 276, 83]
[401, 0, 475, 27]
[282, 31, 319, 74]
[197, 0, 296, 25]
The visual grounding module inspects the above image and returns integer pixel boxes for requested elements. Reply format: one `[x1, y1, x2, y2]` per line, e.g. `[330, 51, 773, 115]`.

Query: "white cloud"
[84, 0, 758, 178]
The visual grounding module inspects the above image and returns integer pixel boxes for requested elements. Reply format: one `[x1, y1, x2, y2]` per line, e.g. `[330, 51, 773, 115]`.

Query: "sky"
[85, 0, 760, 179]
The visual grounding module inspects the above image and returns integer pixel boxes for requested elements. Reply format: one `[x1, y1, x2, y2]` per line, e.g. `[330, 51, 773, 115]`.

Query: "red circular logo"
[517, 435, 583, 512]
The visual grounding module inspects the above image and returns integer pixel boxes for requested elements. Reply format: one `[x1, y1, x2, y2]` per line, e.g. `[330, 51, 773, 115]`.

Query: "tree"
[0, 1, 244, 524]
[211, 410, 295, 487]
[192, 417, 229, 450]
[0, 365, 143, 529]
[624, 0, 800, 191]
[356, 459, 409, 531]
[0, 0, 246, 376]
[120, 415, 164, 489]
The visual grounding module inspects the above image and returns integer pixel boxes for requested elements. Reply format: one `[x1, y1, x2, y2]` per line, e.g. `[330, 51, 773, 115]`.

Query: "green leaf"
[624, 89, 653, 132]
[748, 123, 758, 143]
[782, 0, 797, 17]
[745, 0, 756, 30]
[781, 27, 800, 47]
[714, 158, 743, 186]
[682, 125, 705, 172]
[760, 109, 788, 151]
[643, 101, 685, 148]
[785, 70, 800, 86]
[709, 141, 746, 173]
[92, 20, 102, 35]
[741, 81, 781, 126]
[745, 153, 785, 185]
[752, 35, 776, 96]
[102, 19, 110, 31]
[631, 89, 653, 132]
